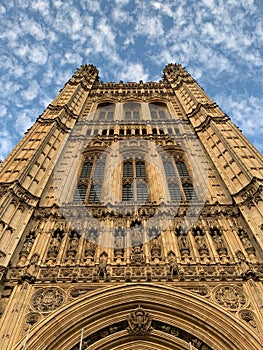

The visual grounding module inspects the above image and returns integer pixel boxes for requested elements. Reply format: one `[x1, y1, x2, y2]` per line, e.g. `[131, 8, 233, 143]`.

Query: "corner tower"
[0, 64, 262, 350]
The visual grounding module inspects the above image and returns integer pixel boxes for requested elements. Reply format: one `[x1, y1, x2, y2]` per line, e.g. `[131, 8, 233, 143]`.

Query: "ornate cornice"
[194, 114, 229, 132]
[233, 177, 263, 207]
[0, 181, 40, 208]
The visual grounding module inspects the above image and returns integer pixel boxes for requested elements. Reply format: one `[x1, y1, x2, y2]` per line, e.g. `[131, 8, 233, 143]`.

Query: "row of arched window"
[74, 155, 196, 204]
[95, 101, 171, 121]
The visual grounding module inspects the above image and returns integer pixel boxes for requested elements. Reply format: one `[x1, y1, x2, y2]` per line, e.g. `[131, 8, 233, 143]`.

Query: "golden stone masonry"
[0, 64, 262, 349]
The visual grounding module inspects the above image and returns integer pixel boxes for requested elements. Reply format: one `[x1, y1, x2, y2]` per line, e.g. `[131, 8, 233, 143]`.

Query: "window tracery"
[122, 159, 148, 202]
[74, 157, 105, 204]
[162, 154, 197, 202]
[123, 102, 141, 121]
[149, 102, 169, 120]
[96, 102, 115, 121]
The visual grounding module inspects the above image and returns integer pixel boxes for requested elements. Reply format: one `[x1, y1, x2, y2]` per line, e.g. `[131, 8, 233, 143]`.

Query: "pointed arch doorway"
[14, 284, 262, 350]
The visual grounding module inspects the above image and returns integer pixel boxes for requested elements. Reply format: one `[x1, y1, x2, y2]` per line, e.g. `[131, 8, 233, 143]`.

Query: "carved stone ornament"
[127, 306, 153, 336]
[213, 285, 247, 310]
[24, 312, 41, 330]
[239, 309, 257, 329]
[31, 287, 65, 313]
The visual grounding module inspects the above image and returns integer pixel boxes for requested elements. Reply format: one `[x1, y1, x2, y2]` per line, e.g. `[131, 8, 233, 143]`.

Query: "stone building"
[0, 63, 262, 349]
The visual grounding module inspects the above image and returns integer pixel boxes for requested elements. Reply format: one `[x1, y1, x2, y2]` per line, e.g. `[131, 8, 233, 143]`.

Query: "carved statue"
[178, 235, 189, 250]
[132, 224, 142, 246]
[69, 232, 79, 250]
[115, 234, 124, 248]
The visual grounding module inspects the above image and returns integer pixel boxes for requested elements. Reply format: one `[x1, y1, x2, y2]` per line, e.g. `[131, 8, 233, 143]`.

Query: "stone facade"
[0, 64, 262, 350]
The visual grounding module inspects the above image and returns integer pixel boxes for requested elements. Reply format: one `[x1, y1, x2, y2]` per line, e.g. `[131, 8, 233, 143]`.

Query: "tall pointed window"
[122, 159, 148, 202]
[162, 155, 197, 201]
[74, 157, 105, 204]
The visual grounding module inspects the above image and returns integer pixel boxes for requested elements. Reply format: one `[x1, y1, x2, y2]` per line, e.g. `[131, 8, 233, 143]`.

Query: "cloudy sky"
[0, 0, 262, 160]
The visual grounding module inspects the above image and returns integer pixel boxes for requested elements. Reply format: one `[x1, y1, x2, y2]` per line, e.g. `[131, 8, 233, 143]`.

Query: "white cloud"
[29, 46, 48, 65]
[0, 0, 262, 159]
[14, 111, 36, 135]
[21, 80, 40, 101]
[118, 62, 149, 82]
[31, 0, 50, 16]
[0, 4, 6, 14]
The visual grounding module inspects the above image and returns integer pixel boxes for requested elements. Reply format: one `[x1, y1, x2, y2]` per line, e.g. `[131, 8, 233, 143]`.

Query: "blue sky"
[0, 0, 262, 160]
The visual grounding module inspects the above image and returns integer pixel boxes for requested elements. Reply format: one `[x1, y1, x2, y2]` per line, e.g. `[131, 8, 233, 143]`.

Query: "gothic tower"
[0, 64, 262, 350]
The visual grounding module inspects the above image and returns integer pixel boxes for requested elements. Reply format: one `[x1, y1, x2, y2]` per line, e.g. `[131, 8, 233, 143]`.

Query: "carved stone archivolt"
[212, 285, 247, 310]
[31, 287, 65, 313]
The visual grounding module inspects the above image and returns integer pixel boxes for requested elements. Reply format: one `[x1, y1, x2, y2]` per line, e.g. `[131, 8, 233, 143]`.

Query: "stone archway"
[14, 283, 262, 350]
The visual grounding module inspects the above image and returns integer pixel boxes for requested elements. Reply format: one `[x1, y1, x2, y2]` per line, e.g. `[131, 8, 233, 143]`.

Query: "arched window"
[74, 157, 105, 204]
[149, 102, 169, 120]
[123, 102, 141, 121]
[96, 102, 115, 121]
[162, 156, 196, 202]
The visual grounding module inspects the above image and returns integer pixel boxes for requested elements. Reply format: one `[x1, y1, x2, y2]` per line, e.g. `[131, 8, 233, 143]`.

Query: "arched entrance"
[14, 283, 262, 350]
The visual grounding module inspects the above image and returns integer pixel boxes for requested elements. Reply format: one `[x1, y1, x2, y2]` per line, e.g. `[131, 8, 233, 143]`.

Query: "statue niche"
[65, 230, 80, 264]
[210, 227, 229, 264]
[114, 228, 125, 265]
[193, 227, 210, 264]
[150, 236, 162, 264]
[84, 229, 97, 264]
[19, 231, 35, 265]
[166, 251, 179, 281]
[46, 229, 64, 265]
[176, 226, 191, 264]
[92, 252, 111, 282]
[238, 229, 257, 264]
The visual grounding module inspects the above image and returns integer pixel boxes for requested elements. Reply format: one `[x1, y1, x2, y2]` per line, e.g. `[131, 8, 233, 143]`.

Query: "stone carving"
[85, 237, 96, 264]
[127, 306, 152, 336]
[31, 287, 65, 313]
[178, 234, 191, 263]
[24, 312, 41, 330]
[213, 285, 247, 310]
[65, 231, 79, 263]
[192, 338, 212, 350]
[166, 251, 178, 281]
[114, 229, 125, 264]
[239, 310, 257, 329]
[19, 232, 35, 265]
[238, 230, 257, 263]
[210, 228, 229, 264]
[150, 237, 162, 264]
[46, 229, 64, 265]
[131, 224, 142, 246]
[194, 229, 210, 263]
[131, 245, 144, 265]
[236, 250, 257, 280]
[92, 252, 110, 282]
